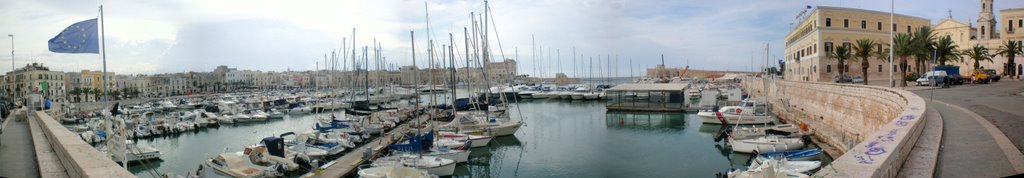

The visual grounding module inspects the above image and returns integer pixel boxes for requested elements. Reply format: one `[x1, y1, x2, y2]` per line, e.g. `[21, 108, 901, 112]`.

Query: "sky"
[1, 0, 1022, 77]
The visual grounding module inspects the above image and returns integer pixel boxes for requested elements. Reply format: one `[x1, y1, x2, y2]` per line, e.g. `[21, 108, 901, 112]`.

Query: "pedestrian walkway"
[0, 110, 40, 178]
[927, 101, 1022, 177]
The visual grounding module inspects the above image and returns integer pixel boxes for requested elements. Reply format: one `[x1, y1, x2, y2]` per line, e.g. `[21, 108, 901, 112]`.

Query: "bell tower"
[978, 0, 996, 39]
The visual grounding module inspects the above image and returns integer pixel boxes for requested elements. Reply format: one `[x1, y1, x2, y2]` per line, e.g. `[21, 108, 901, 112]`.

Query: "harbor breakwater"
[741, 77, 928, 178]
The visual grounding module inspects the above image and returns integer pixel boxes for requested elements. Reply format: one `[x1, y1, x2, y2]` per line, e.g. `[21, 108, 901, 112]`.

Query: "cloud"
[159, 19, 335, 73]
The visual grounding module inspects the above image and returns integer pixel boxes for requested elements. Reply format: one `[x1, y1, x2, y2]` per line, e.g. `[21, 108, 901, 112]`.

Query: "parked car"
[947, 74, 965, 85]
[851, 76, 864, 83]
[833, 75, 853, 83]
[971, 70, 990, 84]
[982, 69, 1000, 82]
[917, 71, 948, 86]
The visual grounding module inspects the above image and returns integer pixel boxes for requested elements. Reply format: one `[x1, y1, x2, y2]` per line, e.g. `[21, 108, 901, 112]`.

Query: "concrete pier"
[306, 113, 430, 178]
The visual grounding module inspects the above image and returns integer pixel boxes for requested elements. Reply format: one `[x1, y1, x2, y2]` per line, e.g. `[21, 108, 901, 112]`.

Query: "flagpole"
[100, 5, 108, 101]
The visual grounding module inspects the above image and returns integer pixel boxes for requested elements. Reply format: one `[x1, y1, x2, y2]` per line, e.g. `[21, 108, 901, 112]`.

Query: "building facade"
[5, 63, 66, 102]
[933, 0, 1024, 77]
[784, 6, 931, 82]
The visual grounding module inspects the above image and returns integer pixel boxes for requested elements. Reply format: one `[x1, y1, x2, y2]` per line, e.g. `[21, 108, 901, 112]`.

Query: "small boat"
[729, 136, 806, 153]
[757, 148, 822, 161]
[750, 158, 821, 174]
[437, 131, 492, 148]
[698, 99, 774, 125]
[729, 124, 801, 140]
[371, 154, 456, 176]
[583, 92, 600, 100]
[203, 152, 280, 178]
[358, 165, 438, 178]
[726, 158, 809, 178]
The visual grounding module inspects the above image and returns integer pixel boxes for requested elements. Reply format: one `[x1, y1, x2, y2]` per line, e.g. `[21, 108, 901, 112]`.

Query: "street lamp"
[7, 34, 12, 73]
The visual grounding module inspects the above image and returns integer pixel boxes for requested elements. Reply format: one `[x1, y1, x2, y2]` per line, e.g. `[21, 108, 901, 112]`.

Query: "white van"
[916, 71, 948, 86]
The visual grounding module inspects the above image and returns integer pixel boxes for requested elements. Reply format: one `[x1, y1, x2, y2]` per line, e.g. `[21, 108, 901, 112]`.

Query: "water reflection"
[604, 111, 687, 130]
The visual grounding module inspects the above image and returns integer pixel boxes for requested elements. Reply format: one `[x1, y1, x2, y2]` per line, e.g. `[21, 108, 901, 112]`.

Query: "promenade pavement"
[0, 110, 40, 178]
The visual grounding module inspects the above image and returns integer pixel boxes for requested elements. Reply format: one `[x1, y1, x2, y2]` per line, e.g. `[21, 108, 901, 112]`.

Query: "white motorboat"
[729, 136, 806, 153]
[517, 90, 537, 99]
[203, 152, 279, 178]
[727, 158, 809, 178]
[268, 109, 286, 119]
[239, 145, 301, 171]
[583, 92, 600, 100]
[557, 91, 573, 99]
[371, 154, 456, 176]
[730, 124, 802, 140]
[358, 165, 437, 178]
[422, 147, 471, 163]
[752, 158, 822, 173]
[698, 99, 775, 125]
[112, 140, 162, 163]
[570, 92, 585, 100]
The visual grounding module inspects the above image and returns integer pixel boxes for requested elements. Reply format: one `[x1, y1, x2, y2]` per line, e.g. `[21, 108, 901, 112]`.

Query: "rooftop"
[607, 83, 689, 92]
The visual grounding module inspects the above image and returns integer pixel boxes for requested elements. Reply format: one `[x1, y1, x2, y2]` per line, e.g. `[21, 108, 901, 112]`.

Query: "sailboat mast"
[411, 31, 418, 110]
[449, 34, 457, 110]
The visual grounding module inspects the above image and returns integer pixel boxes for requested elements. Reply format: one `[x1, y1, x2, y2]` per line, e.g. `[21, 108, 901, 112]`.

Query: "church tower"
[978, 0, 996, 39]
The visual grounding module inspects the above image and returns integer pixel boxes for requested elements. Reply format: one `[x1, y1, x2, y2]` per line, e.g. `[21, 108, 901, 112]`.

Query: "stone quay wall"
[741, 77, 927, 178]
[32, 111, 136, 178]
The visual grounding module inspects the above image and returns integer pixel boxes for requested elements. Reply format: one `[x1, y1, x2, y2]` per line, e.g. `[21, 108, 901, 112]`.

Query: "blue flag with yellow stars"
[48, 18, 100, 54]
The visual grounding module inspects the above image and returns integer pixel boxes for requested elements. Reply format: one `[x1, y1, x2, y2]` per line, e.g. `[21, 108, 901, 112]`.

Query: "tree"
[995, 39, 1022, 79]
[963, 45, 994, 74]
[893, 33, 916, 87]
[911, 26, 936, 74]
[827, 45, 852, 82]
[853, 39, 876, 85]
[934, 35, 962, 66]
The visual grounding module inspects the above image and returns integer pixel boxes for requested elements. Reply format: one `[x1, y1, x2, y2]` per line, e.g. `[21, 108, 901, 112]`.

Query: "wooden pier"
[304, 114, 429, 178]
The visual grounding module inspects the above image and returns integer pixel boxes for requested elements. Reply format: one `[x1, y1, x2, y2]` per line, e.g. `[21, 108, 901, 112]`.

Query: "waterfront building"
[933, 0, 1024, 77]
[4, 63, 66, 102]
[80, 70, 116, 92]
[784, 6, 930, 82]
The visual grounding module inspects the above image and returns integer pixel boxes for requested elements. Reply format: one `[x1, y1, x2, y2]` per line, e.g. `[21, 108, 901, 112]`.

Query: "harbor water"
[122, 95, 804, 177]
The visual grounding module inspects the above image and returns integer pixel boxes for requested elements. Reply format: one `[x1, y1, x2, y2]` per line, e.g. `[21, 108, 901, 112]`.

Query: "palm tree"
[852, 39, 876, 85]
[995, 39, 1022, 79]
[934, 35, 962, 66]
[912, 26, 935, 74]
[893, 33, 916, 87]
[963, 45, 994, 73]
[828, 45, 853, 82]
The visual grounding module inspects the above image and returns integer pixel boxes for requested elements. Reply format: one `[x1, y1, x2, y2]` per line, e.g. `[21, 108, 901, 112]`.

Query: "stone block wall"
[741, 77, 927, 178]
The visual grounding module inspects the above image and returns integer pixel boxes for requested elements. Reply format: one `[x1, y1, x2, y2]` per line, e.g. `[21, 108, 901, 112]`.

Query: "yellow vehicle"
[972, 70, 990, 84]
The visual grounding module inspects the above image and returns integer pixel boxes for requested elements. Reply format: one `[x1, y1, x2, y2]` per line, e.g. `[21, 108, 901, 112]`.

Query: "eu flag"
[48, 18, 100, 54]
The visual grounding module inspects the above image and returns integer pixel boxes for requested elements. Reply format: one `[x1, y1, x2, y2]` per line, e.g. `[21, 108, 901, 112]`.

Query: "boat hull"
[697, 112, 774, 125]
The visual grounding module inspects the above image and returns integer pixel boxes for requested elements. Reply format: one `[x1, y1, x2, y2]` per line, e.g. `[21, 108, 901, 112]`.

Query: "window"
[1011, 20, 1015, 32]
[1019, 19, 1022, 28]
[893, 23, 897, 31]
[826, 65, 832, 73]
[825, 42, 833, 52]
[826, 18, 831, 27]
[907, 25, 912, 33]
[813, 45, 817, 53]
[843, 42, 851, 50]
[878, 64, 883, 72]
[845, 66, 850, 73]
[982, 26, 986, 35]
[877, 22, 882, 30]
[844, 19, 849, 28]
[861, 20, 867, 29]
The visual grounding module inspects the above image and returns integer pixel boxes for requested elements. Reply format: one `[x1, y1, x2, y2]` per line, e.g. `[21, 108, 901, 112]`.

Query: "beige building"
[933, 0, 1024, 77]
[5, 63, 66, 102]
[784, 6, 931, 82]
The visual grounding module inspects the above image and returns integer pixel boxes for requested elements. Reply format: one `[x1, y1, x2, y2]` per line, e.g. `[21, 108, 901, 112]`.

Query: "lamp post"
[889, 0, 895, 87]
[7, 34, 12, 73]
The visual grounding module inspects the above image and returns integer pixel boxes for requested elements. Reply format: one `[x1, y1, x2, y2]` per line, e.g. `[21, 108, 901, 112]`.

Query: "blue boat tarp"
[759, 148, 822, 160]
[388, 131, 434, 152]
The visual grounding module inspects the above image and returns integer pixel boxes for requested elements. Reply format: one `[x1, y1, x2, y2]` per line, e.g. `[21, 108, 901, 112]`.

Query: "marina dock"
[306, 113, 430, 178]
